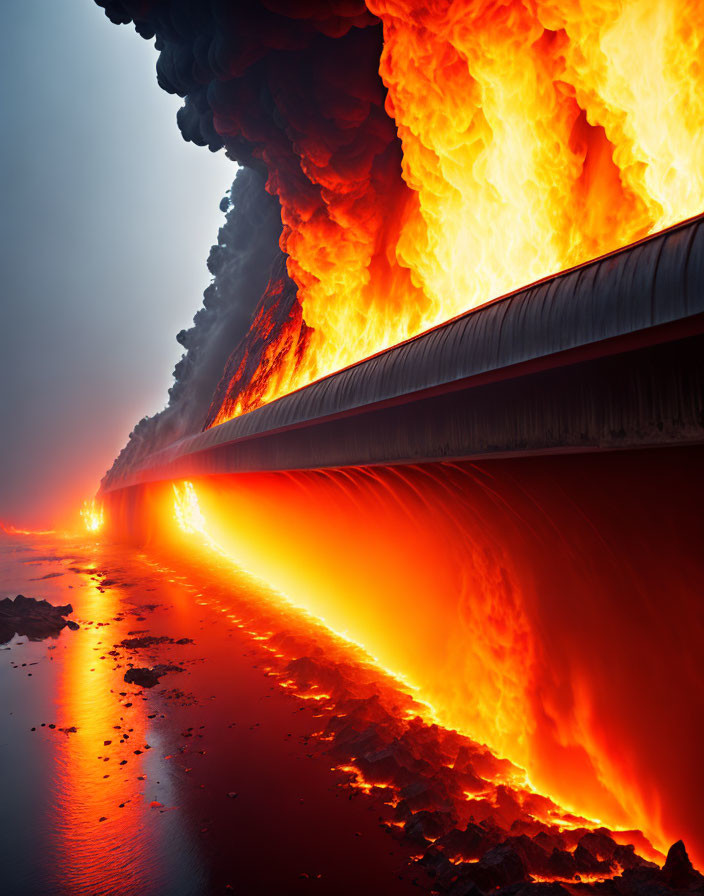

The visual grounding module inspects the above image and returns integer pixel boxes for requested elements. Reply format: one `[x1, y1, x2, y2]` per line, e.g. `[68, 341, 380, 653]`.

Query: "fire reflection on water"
[47, 567, 198, 896]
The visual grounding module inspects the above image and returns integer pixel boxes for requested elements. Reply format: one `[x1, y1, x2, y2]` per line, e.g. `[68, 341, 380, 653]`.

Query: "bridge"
[101, 213, 704, 493]
[98, 213, 704, 861]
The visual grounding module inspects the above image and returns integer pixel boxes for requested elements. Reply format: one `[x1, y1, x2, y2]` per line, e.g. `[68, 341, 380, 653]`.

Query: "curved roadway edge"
[101, 215, 704, 492]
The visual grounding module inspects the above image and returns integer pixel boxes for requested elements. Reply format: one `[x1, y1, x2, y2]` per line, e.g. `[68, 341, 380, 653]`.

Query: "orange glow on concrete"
[104, 447, 704, 866]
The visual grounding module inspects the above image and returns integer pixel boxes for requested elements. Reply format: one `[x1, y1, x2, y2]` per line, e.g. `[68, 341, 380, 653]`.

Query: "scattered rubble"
[241, 624, 704, 896]
[118, 635, 193, 649]
[6, 556, 700, 896]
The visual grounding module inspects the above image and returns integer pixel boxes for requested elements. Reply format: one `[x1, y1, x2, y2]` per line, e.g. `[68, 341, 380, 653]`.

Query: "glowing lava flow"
[168, 480, 614, 843]
[135, 452, 704, 867]
[172, 480, 433, 701]
[172, 482, 206, 536]
[208, 0, 704, 426]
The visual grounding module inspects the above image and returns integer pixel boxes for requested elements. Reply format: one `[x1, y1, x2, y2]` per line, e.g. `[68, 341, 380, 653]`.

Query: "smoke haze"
[105, 167, 287, 480]
[0, 0, 234, 527]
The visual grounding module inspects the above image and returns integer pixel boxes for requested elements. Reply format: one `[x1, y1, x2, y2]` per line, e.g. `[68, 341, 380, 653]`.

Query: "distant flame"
[0, 523, 56, 536]
[80, 499, 103, 533]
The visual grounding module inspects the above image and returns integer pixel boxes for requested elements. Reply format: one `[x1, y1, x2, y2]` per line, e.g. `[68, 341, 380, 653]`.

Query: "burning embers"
[205, 259, 311, 428]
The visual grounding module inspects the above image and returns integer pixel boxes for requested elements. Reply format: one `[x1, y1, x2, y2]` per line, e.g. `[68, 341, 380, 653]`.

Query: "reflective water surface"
[0, 533, 423, 896]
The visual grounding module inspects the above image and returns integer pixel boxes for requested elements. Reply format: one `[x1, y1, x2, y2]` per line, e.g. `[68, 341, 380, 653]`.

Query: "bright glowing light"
[157, 464, 698, 862]
[173, 481, 206, 534]
[80, 499, 103, 533]
[0, 523, 56, 536]
[170, 480, 435, 709]
[208, 0, 704, 426]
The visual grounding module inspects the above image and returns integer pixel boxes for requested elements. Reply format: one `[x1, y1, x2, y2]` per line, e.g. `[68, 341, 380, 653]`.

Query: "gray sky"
[0, 0, 235, 527]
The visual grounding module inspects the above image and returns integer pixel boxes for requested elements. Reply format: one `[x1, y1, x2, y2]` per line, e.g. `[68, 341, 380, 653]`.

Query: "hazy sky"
[0, 0, 236, 526]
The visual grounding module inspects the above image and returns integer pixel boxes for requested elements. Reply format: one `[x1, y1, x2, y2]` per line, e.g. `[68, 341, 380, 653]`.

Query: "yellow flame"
[172, 481, 206, 534]
[211, 0, 704, 427]
[80, 499, 103, 533]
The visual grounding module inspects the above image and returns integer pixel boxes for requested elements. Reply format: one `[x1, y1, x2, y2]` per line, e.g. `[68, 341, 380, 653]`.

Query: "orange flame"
[209, 0, 704, 425]
[80, 499, 104, 533]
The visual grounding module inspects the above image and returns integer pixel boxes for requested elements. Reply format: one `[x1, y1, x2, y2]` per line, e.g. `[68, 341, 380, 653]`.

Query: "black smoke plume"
[102, 167, 288, 485]
[96, 0, 404, 475]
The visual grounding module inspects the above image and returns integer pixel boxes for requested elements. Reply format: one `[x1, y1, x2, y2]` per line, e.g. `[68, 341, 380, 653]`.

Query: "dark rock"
[404, 810, 456, 844]
[579, 830, 618, 862]
[436, 822, 499, 860]
[501, 835, 551, 875]
[418, 846, 456, 882]
[118, 636, 172, 649]
[613, 844, 657, 871]
[534, 831, 566, 855]
[123, 665, 183, 688]
[463, 844, 528, 890]
[498, 883, 572, 896]
[663, 841, 703, 890]
[618, 865, 673, 896]
[574, 843, 612, 874]
[546, 848, 577, 879]
[0, 595, 78, 643]
[119, 635, 193, 649]
[447, 876, 484, 896]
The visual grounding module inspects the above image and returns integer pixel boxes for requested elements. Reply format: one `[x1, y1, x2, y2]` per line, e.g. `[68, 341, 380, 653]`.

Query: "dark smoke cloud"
[96, 1, 388, 187]
[102, 167, 287, 485]
[96, 0, 401, 478]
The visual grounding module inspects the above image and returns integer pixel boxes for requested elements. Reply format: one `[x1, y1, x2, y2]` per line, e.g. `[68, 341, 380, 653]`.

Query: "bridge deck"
[101, 214, 704, 492]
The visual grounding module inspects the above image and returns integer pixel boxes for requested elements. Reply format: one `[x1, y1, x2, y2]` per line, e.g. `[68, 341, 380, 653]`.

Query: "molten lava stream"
[107, 446, 704, 866]
[49, 570, 157, 894]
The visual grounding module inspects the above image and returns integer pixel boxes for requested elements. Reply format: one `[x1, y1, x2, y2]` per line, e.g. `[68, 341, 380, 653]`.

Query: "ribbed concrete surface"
[101, 214, 704, 492]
